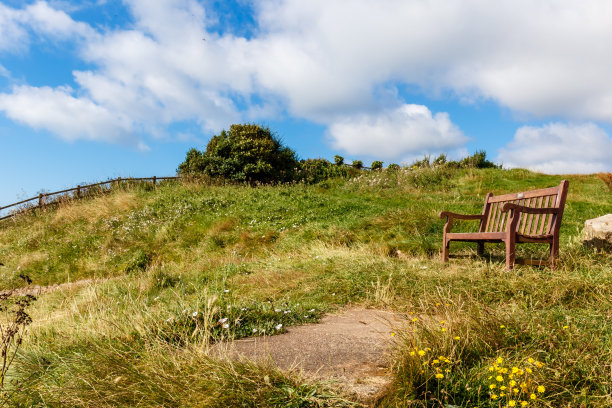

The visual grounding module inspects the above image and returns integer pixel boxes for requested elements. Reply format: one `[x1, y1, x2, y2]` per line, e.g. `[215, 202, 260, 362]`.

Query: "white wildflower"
[275, 324, 283, 331]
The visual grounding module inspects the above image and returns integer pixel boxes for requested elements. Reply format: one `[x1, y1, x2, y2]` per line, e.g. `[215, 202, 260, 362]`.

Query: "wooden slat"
[494, 201, 507, 232]
[486, 202, 497, 232]
[525, 197, 538, 235]
[537, 195, 551, 234]
[488, 186, 560, 203]
[545, 194, 557, 234]
[530, 196, 541, 235]
[519, 198, 532, 234]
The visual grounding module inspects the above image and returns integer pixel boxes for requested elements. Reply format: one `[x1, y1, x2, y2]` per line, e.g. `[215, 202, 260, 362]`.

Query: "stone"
[583, 214, 612, 251]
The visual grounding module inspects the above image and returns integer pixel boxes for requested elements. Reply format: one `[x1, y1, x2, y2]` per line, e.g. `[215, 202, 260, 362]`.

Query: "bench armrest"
[500, 204, 560, 215]
[439, 211, 485, 221]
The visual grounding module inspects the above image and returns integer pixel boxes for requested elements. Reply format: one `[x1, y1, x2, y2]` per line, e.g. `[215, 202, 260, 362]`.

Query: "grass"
[0, 168, 610, 407]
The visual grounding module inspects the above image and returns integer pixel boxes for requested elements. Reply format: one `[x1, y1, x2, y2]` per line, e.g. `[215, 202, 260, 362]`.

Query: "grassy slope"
[1, 168, 610, 407]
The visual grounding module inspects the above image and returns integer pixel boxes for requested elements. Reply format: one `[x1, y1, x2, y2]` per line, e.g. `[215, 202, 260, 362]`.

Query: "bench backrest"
[480, 180, 569, 236]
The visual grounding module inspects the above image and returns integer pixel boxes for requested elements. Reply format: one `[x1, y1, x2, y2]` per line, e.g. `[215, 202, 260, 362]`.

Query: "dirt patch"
[215, 308, 403, 400]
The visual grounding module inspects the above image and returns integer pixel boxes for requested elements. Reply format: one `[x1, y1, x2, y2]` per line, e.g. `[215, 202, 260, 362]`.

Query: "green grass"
[1, 169, 610, 407]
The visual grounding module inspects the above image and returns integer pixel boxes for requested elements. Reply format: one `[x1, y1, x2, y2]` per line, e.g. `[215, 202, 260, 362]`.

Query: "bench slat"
[519, 198, 532, 234]
[487, 186, 560, 203]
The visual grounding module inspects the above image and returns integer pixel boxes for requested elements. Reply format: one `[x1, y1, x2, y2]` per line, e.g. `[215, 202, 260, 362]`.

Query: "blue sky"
[1, 0, 612, 207]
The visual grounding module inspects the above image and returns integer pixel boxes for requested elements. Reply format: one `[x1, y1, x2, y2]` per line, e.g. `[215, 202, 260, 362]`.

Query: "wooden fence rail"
[0, 176, 179, 221]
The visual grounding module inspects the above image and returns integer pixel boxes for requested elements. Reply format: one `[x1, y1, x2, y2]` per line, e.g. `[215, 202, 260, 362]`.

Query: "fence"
[0, 176, 178, 221]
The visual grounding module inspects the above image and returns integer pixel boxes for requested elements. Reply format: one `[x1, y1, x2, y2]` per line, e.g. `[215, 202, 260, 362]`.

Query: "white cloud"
[498, 123, 612, 174]
[0, 3, 29, 52]
[328, 104, 468, 161]
[3, 0, 612, 155]
[0, 85, 139, 147]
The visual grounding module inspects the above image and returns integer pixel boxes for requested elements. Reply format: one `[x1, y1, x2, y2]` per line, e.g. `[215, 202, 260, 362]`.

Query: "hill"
[1, 168, 610, 407]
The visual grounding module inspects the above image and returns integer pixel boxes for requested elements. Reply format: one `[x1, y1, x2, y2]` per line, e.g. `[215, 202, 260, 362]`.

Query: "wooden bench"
[439, 180, 569, 269]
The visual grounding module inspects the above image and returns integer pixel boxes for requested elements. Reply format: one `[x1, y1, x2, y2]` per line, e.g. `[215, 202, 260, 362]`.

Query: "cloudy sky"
[1, 0, 612, 205]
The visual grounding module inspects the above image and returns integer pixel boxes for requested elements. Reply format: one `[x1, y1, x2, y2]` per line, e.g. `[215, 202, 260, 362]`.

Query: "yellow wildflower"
[509, 380, 517, 387]
[433, 359, 440, 364]
[435, 373, 444, 379]
[490, 384, 497, 389]
[513, 388, 519, 394]
[525, 368, 533, 374]
[454, 336, 460, 340]
[537, 385, 545, 393]
[496, 376, 504, 382]
[530, 393, 536, 400]
[520, 402, 528, 407]
[512, 367, 519, 374]
[527, 357, 534, 364]
[409, 351, 415, 356]
[509, 400, 516, 407]
[418, 350, 426, 356]
[500, 386, 507, 391]
[491, 394, 498, 400]
[500, 325, 505, 329]
[497, 357, 504, 364]
[441, 328, 446, 332]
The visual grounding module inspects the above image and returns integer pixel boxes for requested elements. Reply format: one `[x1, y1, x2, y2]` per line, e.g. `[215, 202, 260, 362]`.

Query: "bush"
[298, 159, 351, 184]
[458, 150, 499, 169]
[178, 124, 299, 184]
[387, 163, 401, 172]
[371, 161, 383, 170]
[333, 155, 344, 166]
[352, 160, 363, 170]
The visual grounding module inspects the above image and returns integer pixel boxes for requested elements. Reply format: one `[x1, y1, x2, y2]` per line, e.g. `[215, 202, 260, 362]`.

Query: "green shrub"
[371, 161, 383, 170]
[298, 159, 350, 184]
[333, 155, 344, 166]
[178, 124, 299, 184]
[458, 150, 499, 169]
[387, 163, 401, 172]
[352, 160, 363, 170]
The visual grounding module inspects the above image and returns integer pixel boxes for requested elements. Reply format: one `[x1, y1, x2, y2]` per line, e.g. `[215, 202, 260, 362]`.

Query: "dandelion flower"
[500, 325, 505, 329]
[497, 357, 504, 364]
[418, 350, 426, 356]
[489, 366, 495, 372]
[537, 385, 545, 393]
[440, 321, 446, 324]
[509, 380, 517, 387]
[528, 357, 535, 364]
[490, 384, 497, 390]
[508, 400, 516, 407]
[491, 394, 498, 400]
[500, 386, 507, 391]
[435, 373, 444, 379]
[441, 328, 446, 332]
[530, 394, 536, 400]
[412, 318, 418, 322]
[454, 336, 460, 340]
[512, 367, 519, 374]
[513, 388, 519, 394]
[391, 332, 395, 337]
[409, 351, 415, 356]
[520, 401, 528, 407]
[562, 325, 568, 329]
[525, 368, 533, 374]
[433, 359, 440, 364]
[496, 375, 504, 382]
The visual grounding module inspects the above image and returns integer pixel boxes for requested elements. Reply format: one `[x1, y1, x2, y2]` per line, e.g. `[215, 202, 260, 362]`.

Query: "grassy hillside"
[1, 168, 610, 407]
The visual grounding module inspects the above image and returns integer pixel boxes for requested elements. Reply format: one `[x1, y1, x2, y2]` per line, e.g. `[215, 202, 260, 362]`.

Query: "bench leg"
[442, 239, 449, 262]
[505, 238, 516, 270]
[549, 239, 559, 270]
[477, 242, 484, 256]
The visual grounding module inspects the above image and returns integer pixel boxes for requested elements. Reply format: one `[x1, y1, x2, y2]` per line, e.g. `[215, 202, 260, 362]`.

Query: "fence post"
[38, 193, 43, 208]
[153, 176, 157, 186]
[76, 185, 81, 198]
[117, 177, 121, 189]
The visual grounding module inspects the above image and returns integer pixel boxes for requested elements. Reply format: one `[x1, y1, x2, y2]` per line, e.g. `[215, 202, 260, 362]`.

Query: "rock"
[583, 214, 612, 251]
